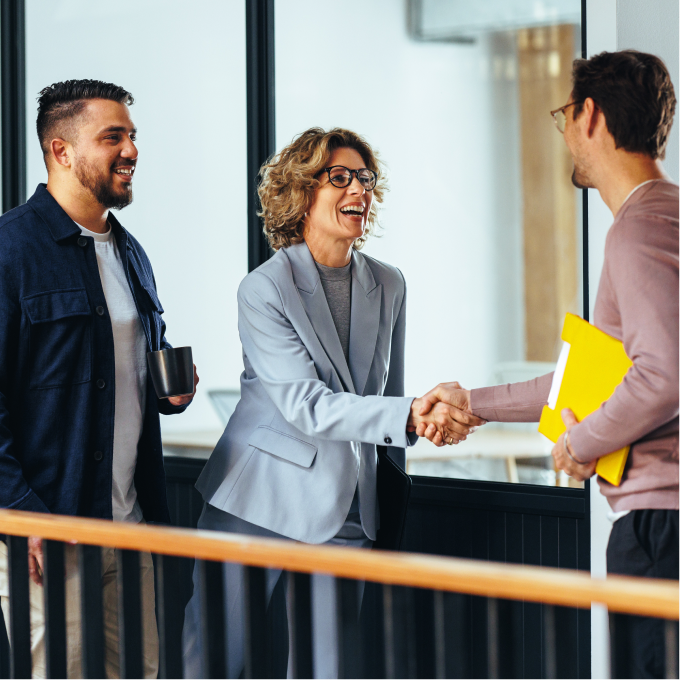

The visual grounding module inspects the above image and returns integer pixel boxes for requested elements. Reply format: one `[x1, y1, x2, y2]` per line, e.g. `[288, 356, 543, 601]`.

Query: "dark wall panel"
[401, 476, 590, 678]
[162, 460, 591, 679]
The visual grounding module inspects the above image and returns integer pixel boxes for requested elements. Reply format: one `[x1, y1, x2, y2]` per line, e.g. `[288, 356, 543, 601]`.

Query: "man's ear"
[582, 98, 601, 139]
[50, 138, 71, 168]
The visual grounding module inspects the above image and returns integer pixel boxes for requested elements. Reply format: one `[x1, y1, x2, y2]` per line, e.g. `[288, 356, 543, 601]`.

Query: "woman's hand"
[412, 382, 486, 446]
[408, 398, 481, 447]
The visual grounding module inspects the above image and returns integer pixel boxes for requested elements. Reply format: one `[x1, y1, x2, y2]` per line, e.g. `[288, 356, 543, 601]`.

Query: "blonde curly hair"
[258, 127, 386, 251]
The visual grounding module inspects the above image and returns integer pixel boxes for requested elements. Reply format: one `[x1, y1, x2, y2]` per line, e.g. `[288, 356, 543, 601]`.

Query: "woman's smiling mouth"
[339, 203, 365, 221]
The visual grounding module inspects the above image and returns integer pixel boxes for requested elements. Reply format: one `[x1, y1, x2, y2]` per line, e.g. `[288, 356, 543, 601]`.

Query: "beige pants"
[0, 543, 159, 679]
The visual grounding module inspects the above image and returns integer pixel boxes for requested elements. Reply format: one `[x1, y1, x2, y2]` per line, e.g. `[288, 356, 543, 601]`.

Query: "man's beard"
[74, 155, 133, 210]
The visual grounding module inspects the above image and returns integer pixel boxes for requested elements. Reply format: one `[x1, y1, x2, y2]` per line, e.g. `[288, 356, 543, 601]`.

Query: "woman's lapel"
[284, 242, 356, 394]
[348, 251, 382, 396]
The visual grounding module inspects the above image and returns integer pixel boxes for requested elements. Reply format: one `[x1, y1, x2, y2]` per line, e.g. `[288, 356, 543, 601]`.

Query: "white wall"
[25, 0, 249, 433]
[275, 0, 513, 400]
[617, 0, 679, 182]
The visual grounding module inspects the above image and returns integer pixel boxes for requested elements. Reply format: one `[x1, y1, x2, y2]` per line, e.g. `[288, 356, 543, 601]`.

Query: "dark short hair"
[571, 50, 676, 160]
[36, 79, 134, 158]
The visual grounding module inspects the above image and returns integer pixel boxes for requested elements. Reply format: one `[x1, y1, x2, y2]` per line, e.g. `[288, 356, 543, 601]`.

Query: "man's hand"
[418, 381, 472, 417]
[551, 408, 596, 482]
[168, 364, 200, 406]
[28, 536, 43, 586]
[408, 396, 484, 447]
[413, 382, 486, 445]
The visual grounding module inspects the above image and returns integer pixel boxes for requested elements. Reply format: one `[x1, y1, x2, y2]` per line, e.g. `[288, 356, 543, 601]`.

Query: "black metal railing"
[0, 511, 677, 679]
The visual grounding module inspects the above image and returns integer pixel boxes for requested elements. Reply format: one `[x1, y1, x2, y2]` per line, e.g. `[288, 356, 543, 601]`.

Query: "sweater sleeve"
[568, 215, 679, 463]
[470, 374, 553, 422]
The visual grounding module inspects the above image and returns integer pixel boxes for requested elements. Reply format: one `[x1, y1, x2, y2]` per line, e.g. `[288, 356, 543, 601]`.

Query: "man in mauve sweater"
[418, 50, 678, 678]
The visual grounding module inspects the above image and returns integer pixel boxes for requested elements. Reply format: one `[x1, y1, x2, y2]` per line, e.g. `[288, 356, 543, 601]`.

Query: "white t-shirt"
[78, 223, 147, 523]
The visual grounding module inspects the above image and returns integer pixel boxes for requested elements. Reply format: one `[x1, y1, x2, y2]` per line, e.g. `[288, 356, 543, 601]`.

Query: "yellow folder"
[538, 313, 633, 486]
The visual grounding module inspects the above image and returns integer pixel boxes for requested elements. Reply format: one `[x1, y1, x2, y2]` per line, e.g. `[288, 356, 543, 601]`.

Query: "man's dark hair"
[36, 79, 134, 159]
[571, 50, 676, 160]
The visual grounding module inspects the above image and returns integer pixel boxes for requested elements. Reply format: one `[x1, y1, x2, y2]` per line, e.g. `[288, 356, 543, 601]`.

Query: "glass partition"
[25, 0, 248, 434]
[24, 1, 584, 481]
[276, 0, 583, 486]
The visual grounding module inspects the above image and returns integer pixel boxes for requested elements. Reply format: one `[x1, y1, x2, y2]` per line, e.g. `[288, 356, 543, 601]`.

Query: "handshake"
[406, 382, 486, 447]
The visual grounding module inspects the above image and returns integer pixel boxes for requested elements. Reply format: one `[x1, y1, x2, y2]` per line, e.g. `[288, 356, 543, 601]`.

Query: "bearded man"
[0, 80, 198, 678]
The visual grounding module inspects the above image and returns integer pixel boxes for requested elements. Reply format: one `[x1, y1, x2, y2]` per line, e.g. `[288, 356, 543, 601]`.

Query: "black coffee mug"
[147, 346, 194, 399]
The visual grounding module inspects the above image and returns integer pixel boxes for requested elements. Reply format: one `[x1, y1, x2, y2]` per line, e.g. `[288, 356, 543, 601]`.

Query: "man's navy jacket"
[0, 184, 187, 522]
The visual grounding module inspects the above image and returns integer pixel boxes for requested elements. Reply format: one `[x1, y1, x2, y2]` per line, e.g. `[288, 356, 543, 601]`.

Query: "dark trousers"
[607, 509, 679, 679]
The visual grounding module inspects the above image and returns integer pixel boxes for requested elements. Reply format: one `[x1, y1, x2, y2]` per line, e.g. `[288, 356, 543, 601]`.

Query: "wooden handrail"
[0, 509, 676, 620]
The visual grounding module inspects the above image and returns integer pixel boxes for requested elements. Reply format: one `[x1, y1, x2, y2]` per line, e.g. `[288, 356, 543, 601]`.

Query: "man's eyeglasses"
[550, 101, 583, 133]
[322, 166, 378, 191]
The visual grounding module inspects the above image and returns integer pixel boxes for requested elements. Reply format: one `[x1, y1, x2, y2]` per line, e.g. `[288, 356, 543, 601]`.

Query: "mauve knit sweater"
[470, 180, 679, 512]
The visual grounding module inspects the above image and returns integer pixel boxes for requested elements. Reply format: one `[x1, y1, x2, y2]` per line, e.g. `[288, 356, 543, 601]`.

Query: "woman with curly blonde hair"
[183, 128, 481, 677]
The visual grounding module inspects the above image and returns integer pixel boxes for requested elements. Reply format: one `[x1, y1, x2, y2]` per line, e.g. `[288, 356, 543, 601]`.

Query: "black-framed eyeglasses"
[550, 101, 583, 133]
[322, 165, 378, 191]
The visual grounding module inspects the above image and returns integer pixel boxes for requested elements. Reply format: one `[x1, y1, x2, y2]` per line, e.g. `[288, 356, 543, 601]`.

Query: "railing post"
[383, 584, 396, 679]
[243, 565, 269, 678]
[665, 619, 679, 680]
[609, 612, 633, 680]
[198, 559, 226, 679]
[490, 598, 522, 679]
[555, 604, 580, 678]
[287, 571, 313, 679]
[336, 578, 362, 679]
[433, 590, 445, 680]
[382, 584, 416, 679]
[155, 554, 184, 679]
[543, 604, 557, 679]
[117, 550, 143, 679]
[432, 590, 470, 679]
[7, 536, 31, 679]
[42, 540, 67, 679]
[487, 598, 500, 680]
[78, 545, 105, 679]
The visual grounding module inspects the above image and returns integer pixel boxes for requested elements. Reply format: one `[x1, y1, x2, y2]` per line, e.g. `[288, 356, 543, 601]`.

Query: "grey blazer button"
[77, 236, 88, 247]
[95, 306, 105, 316]
[93, 451, 103, 461]
[96, 379, 106, 389]
[384, 436, 392, 445]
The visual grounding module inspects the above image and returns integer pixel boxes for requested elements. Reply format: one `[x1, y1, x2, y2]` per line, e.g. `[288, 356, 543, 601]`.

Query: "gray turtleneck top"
[314, 260, 352, 364]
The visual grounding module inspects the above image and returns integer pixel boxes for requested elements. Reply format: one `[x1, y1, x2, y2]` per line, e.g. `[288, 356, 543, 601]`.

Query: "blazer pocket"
[23, 289, 92, 389]
[247, 426, 317, 468]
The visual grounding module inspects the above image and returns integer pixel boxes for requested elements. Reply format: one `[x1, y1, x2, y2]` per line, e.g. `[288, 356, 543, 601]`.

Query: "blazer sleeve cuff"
[380, 396, 416, 449]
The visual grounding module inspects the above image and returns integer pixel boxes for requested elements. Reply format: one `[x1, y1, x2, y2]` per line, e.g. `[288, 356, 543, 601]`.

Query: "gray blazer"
[196, 241, 415, 544]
